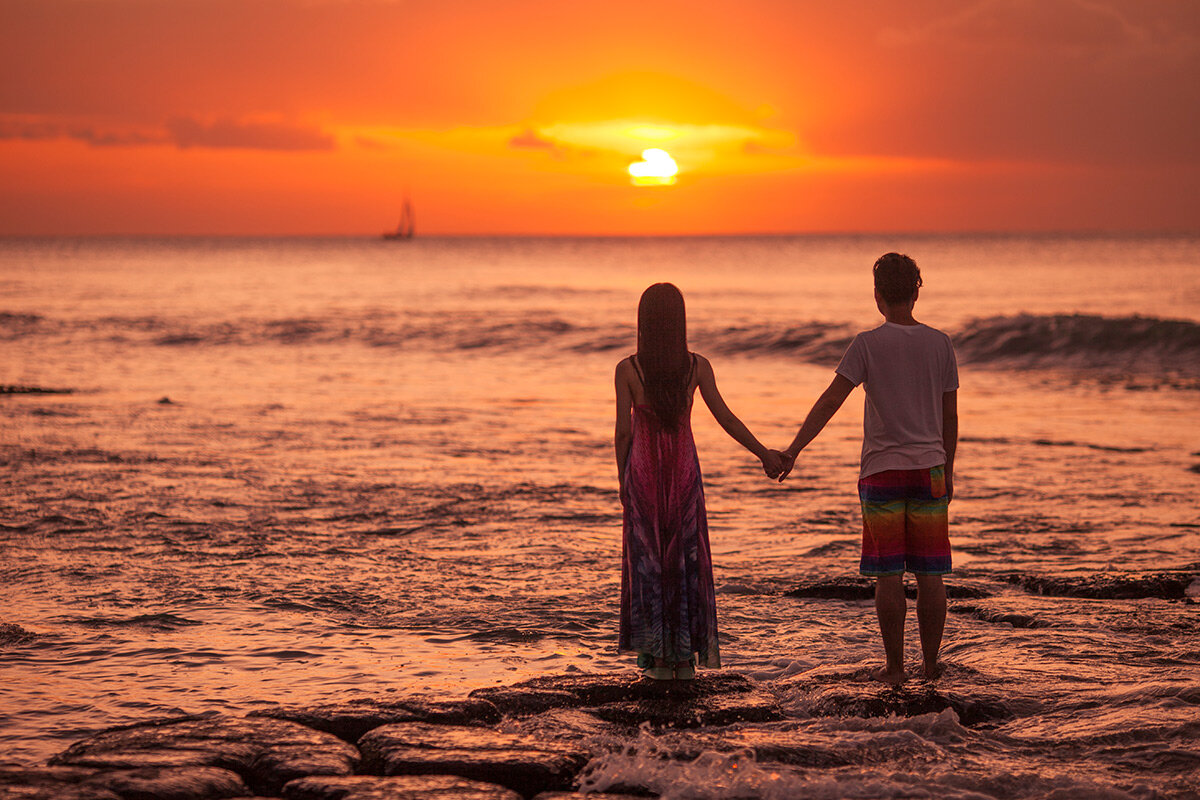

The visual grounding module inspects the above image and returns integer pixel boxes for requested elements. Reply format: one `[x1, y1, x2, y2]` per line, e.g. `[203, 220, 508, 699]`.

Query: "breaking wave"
[953, 313, 1200, 376]
[4, 310, 1199, 380]
[1003, 572, 1196, 600]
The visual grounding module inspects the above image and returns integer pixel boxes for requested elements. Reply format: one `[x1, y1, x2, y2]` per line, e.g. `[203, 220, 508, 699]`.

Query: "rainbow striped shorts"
[858, 465, 951, 576]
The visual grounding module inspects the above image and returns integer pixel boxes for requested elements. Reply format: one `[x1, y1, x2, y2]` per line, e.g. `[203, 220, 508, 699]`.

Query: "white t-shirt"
[835, 322, 959, 478]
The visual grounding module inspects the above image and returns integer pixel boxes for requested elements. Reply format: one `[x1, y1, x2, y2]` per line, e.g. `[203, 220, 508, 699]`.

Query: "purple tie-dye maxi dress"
[619, 401, 721, 668]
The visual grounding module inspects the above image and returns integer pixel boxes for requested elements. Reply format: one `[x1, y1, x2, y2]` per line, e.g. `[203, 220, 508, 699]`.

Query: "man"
[778, 252, 958, 685]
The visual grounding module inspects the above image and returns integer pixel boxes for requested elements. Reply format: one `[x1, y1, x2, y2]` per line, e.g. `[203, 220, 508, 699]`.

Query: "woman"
[615, 283, 782, 680]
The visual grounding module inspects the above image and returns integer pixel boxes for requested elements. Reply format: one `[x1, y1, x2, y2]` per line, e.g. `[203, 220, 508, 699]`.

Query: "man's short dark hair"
[873, 252, 922, 305]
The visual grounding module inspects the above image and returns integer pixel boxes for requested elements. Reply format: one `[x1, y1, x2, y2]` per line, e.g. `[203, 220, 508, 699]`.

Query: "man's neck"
[882, 307, 919, 326]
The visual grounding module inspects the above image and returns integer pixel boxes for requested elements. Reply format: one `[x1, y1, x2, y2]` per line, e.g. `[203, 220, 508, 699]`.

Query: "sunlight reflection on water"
[1, 235, 1198, 796]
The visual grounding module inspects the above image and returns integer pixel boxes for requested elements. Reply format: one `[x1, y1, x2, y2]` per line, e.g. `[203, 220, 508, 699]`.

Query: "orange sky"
[1, 0, 1197, 235]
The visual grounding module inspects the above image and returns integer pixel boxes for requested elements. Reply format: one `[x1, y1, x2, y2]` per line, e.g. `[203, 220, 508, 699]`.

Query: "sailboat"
[382, 199, 415, 240]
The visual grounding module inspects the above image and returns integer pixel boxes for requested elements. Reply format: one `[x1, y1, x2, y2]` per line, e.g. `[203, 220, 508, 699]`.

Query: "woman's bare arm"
[614, 359, 634, 486]
[695, 355, 781, 475]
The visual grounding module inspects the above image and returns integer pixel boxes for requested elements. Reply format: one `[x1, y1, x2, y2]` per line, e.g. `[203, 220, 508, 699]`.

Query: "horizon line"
[2, 227, 1198, 240]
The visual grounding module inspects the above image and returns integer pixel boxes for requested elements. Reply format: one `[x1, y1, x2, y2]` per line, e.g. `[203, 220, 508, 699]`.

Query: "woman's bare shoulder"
[615, 355, 636, 376]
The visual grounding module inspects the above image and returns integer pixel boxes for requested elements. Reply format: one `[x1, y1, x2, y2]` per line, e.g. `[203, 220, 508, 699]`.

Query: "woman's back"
[626, 352, 698, 411]
[614, 283, 777, 679]
[619, 350, 720, 670]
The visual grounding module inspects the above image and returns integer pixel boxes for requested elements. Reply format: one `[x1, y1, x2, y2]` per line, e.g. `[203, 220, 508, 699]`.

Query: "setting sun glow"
[0, 0, 1195, 234]
[628, 148, 679, 187]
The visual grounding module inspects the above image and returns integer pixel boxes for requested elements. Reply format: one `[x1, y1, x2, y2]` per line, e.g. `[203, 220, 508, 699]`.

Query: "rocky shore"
[0, 670, 1005, 800]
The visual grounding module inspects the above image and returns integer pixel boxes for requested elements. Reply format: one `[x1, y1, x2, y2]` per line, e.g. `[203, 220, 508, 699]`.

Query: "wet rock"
[499, 671, 755, 706]
[533, 794, 649, 800]
[479, 671, 778, 730]
[358, 722, 588, 798]
[466, 688, 582, 717]
[938, 583, 990, 599]
[807, 683, 1011, 726]
[785, 577, 990, 601]
[254, 698, 501, 743]
[950, 603, 1052, 629]
[590, 688, 782, 728]
[0, 766, 118, 800]
[505, 709, 616, 743]
[0, 621, 38, 644]
[925, 691, 1012, 727]
[784, 577, 875, 600]
[811, 683, 946, 719]
[0, 385, 74, 394]
[50, 714, 359, 795]
[84, 766, 248, 799]
[282, 774, 521, 800]
[723, 726, 938, 767]
[1005, 572, 1194, 600]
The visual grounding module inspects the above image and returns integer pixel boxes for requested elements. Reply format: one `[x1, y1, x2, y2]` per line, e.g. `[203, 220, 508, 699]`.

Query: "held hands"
[760, 449, 795, 481]
[760, 449, 783, 479]
[775, 449, 796, 482]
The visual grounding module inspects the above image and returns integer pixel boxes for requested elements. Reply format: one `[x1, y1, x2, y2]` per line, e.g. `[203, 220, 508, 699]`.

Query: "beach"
[2, 234, 1199, 798]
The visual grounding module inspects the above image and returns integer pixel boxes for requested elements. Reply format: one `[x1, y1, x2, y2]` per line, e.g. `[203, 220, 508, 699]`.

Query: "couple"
[615, 253, 958, 686]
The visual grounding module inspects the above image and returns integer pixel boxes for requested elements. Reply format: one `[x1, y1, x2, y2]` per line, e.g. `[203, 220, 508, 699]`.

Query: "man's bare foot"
[922, 662, 943, 681]
[871, 665, 905, 686]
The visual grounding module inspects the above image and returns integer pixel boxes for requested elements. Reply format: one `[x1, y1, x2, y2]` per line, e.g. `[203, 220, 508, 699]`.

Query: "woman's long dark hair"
[636, 283, 691, 429]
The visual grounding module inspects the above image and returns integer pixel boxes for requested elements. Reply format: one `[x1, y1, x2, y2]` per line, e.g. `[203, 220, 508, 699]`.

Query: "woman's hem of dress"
[621, 646, 722, 670]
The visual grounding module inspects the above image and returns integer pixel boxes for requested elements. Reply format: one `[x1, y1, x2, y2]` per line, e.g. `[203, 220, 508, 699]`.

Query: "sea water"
[1, 234, 1198, 797]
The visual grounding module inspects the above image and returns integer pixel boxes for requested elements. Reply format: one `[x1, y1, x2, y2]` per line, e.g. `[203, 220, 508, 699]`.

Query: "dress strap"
[633, 353, 695, 386]
[631, 355, 646, 386]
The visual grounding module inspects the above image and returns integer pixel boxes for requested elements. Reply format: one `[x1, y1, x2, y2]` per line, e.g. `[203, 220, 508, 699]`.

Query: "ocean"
[1, 234, 1198, 798]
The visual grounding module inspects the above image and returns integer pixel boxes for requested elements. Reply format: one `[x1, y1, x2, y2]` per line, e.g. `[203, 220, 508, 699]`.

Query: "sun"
[628, 148, 678, 186]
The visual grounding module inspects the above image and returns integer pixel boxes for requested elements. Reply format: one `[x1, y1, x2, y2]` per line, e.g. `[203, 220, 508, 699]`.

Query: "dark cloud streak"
[166, 117, 336, 151]
[0, 116, 163, 146]
[0, 114, 336, 151]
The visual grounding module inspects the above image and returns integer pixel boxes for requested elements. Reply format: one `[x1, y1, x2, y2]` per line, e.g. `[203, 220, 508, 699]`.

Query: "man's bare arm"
[777, 374, 856, 480]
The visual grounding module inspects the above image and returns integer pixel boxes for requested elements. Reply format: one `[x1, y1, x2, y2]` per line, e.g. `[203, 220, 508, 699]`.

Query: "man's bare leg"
[872, 574, 906, 685]
[915, 573, 946, 679]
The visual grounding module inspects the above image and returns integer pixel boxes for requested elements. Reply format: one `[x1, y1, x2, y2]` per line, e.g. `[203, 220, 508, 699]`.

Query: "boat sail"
[383, 199, 414, 240]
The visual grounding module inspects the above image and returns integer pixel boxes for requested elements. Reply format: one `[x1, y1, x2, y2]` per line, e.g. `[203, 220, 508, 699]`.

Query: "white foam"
[578, 739, 844, 800]
[814, 707, 972, 743]
[576, 722, 953, 800]
[577, 729, 1143, 800]
[740, 658, 818, 681]
[715, 582, 767, 595]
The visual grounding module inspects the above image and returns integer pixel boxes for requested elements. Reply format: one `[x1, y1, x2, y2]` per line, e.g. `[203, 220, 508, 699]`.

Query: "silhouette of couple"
[615, 254, 958, 685]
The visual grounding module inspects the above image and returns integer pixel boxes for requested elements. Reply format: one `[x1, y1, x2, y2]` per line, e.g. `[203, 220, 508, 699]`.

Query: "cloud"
[508, 128, 556, 150]
[508, 127, 567, 159]
[536, 120, 794, 162]
[0, 115, 162, 146]
[167, 117, 336, 151]
[0, 113, 338, 152]
[353, 135, 396, 151]
[69, 127, 163, 147]
[879, 0, 1192, 53]
[0, 116, 58, 141]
